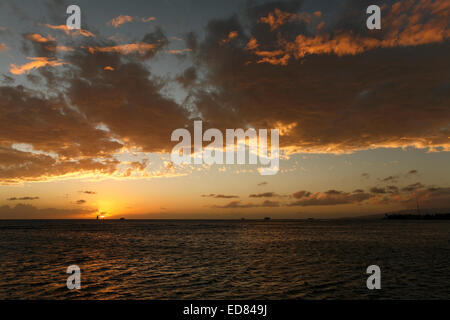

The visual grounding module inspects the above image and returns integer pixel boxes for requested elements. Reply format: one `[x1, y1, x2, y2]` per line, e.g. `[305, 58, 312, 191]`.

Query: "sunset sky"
[0, 0, 449, 219]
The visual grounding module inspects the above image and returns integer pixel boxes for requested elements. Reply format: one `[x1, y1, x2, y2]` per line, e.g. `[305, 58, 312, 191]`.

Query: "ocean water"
[0, 219, 449, 300]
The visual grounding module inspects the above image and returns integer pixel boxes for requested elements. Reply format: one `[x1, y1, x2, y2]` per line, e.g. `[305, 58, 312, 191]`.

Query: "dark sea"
[0, 219, 449, 300]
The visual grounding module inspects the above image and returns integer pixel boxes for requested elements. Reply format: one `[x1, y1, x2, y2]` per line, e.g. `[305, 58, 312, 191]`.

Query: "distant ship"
[264, 217, 271, 221]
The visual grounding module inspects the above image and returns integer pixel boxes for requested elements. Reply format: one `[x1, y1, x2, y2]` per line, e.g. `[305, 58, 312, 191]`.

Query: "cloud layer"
[186, 0, 449, 154]
[1, 0, 449, 184]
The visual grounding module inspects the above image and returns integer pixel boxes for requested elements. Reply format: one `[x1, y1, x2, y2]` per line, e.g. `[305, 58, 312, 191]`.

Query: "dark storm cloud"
[185, 0, 450, 154]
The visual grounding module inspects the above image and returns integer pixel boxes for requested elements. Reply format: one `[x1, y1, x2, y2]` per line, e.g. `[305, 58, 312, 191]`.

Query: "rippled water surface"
[1, 219, 449, 299]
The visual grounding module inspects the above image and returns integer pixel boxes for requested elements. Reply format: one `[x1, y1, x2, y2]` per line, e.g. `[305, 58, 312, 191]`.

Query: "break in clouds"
[209, 185, 450, 210]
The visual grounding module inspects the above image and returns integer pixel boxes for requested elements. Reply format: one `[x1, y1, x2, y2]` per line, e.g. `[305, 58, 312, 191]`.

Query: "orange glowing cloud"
[167, 48, 192, 54]
[251, 0, 450, 64]
[55, 45, 73, 52]
[0, 43, 7, 52]
[25, 33, 55, 43]
[107, 15, 156, 27]
[108, 15, 134, 27]
[228, 31, 238, 39]
[245, 37, 259, 50]
[10, 57, 66, 75]
[253, 50, 290, 66]
[44, 24, 95, 37]
[221, 31, 239, 44]
[86, 42, 157, 55]
[259, 9, 323, 31]
[45, 24, 71, 33]
[259, 8, 296, 31]
[141, 17, 156, 23]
